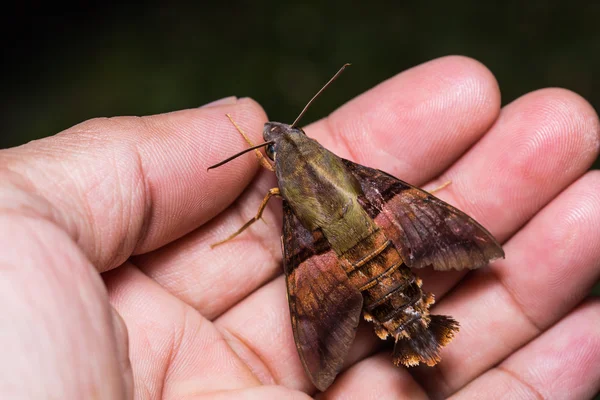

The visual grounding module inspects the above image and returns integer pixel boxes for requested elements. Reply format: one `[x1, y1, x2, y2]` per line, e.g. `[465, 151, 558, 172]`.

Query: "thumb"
[0, 211, 130, 399]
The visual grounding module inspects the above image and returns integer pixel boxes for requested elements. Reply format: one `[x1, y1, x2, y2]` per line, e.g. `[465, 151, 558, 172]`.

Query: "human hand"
[1, 56, 599, 399]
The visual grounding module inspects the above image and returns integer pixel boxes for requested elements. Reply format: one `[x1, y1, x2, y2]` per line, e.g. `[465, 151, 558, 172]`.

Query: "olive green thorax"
[263, 122, 377, 254]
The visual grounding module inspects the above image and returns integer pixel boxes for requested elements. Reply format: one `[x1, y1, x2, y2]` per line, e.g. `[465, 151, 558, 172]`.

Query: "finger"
[104, 263, 264, 398]
[135, 168, 282, 319]
[411, 170, 600, 398]
[137, 55, 502, 319]
[410, 87, 600, 298]
[449, 300, 600, 400]
[0, 213, 127, 398]
[0, 98, 268, 271]
[311, 55, 501, 182]
[197, 386, 312, 400]
[412, 85, 600, 298]
[213, 86, 600, 394]
[317, 354, 428, 400]
[214, 277, 310, 391]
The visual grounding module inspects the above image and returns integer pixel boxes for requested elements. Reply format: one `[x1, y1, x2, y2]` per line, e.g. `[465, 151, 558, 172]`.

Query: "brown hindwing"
[282, 201, 363, 392]
[342, 159, 504, 271]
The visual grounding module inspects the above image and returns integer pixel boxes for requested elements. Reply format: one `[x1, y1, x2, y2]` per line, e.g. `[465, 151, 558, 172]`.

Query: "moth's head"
[263, 121, 305, 160]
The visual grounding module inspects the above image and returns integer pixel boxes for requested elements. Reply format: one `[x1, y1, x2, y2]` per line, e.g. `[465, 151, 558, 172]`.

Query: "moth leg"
[211, 188, 281, 248]
[428, 180, 452, 195]
[226, 113, 275, 171]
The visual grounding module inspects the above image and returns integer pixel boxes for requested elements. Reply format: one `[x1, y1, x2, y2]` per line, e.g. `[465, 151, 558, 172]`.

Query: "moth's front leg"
[211, 188, 281, 248]
[427, 180, 452, 194]
[226, 113, 274, 172]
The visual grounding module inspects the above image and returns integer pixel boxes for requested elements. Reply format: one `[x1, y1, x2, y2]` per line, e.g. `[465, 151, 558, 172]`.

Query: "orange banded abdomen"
[339, 229, 434, 340]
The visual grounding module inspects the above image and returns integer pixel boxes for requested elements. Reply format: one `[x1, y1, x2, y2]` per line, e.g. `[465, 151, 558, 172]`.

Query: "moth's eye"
[265, 143, 275, 161]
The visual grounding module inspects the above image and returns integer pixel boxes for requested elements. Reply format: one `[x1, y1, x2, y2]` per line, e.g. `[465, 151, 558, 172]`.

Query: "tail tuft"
[392, 315, 459, 367]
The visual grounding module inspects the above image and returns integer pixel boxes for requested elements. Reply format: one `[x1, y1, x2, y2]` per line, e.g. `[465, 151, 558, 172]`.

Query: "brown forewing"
[282, 201, 363, 392]
[342, 159, 504, 271]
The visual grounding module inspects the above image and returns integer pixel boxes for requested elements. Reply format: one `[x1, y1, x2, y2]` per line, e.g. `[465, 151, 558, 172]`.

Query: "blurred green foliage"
[1, 1, 598, 298]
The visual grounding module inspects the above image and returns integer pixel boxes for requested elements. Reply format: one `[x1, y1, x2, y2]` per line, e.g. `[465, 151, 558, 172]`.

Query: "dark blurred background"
[1, 1, 598, 301]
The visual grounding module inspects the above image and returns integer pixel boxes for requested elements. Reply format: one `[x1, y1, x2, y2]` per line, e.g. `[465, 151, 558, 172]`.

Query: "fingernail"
[200, 96, 238, 108]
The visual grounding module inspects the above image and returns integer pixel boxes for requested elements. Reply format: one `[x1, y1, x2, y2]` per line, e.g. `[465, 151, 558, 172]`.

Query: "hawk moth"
[209, 65, 504, 391]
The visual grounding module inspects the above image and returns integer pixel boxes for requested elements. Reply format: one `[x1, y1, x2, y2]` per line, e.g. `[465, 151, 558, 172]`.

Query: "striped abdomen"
[340, 228, 458, 367]
[340, 229, 432, 337]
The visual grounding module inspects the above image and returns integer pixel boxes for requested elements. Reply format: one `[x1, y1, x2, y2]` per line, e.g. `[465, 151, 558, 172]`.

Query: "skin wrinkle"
[110, 308, 133, 399]
[105, 266, 162, 397]
[218, 325, 277, 387]
[208, 239, 280, 321]
[161, 305, 208, 399]
[130, 140, 155, 258]
[98, 147, 129, 269]
[80, 141, 140, 270]
[75, 164, 106, 266]
[199, 193, 281, 319]
[477, 262, 544, 334]
[485, 366, 545, 400]
[105, 261, 178, 399]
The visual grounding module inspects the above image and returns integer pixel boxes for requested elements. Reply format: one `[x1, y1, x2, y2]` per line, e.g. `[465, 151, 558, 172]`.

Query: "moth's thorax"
[266, 121, 376, 253]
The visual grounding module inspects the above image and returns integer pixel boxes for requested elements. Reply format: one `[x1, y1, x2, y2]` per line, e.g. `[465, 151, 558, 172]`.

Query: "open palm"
[1, 56, 599, 399]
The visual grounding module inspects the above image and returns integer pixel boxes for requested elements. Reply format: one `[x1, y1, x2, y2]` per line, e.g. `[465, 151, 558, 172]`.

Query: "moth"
[208, 65, 504, 391]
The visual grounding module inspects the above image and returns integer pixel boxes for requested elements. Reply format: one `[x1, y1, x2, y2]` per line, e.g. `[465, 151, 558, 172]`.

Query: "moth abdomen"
[340, 228, 458, 367]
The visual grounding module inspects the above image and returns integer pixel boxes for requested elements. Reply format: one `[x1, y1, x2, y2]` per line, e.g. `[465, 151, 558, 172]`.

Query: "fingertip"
[499, 87, 600, 176]
[200, 96, 239, 108]
[131, 97, 269, 253]
[521, 87, 599, 161]
[433, 55, 501, 120]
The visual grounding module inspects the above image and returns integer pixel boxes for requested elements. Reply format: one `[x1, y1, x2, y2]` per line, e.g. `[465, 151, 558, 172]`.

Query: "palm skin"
[0, 56, 599, 400]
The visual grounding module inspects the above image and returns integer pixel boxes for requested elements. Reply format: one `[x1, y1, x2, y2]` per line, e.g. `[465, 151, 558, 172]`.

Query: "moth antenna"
[291, 63, 351, 128]
[207, 141, 275, 171]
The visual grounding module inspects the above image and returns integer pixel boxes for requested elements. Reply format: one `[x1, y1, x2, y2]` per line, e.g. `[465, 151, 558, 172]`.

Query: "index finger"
[0, 98, 268, 271]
